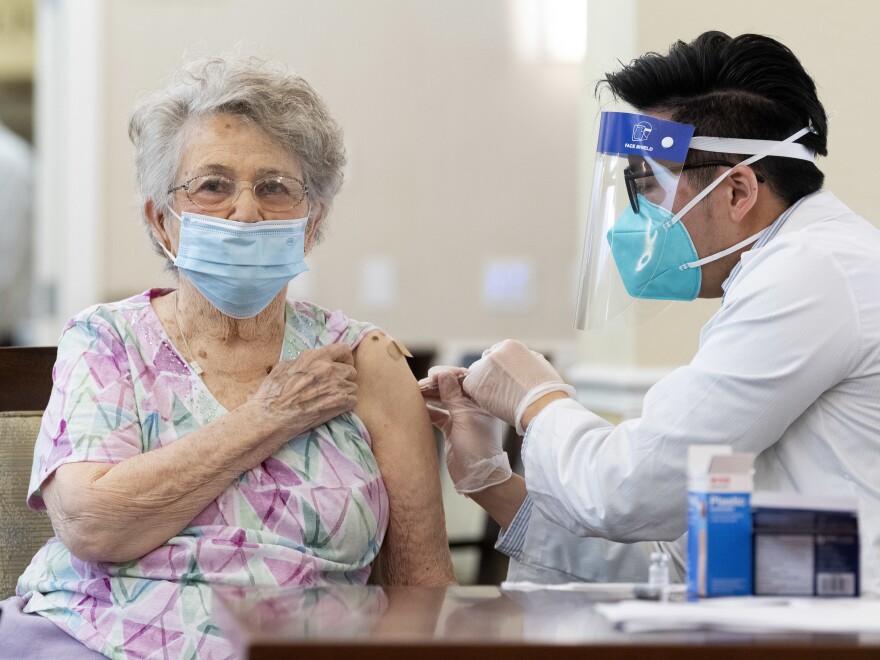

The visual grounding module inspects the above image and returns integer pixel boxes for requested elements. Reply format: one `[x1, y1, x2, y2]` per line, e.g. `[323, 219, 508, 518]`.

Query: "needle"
[419, 373, 467, 393]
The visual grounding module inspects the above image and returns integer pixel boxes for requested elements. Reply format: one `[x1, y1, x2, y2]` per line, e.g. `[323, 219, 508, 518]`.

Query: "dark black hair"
[599, 31, 827, 206]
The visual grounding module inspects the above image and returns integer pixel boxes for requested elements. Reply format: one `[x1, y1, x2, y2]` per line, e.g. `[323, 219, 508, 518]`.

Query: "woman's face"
[159, 113, 317, 253]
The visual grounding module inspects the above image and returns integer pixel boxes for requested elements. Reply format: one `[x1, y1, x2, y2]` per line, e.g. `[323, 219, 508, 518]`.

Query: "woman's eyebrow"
[193, 164, 298, 179]
[197, 163, 236, 176]
[253, 167, 296, 179]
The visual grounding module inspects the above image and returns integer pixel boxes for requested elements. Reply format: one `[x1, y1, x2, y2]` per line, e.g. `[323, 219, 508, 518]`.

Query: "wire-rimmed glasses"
[167, 174, 309, 213]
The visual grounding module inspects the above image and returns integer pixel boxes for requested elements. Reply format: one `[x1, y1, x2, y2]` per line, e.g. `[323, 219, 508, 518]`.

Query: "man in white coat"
[423, 31, 880, 593]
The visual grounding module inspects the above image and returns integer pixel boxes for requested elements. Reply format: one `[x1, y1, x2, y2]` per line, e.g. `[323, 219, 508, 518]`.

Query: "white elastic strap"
[161, 207, 183, 261]
[514, 382, 577, 435]
[663, 126, 813, 230]
[689, 137, 815, 162]
[160, 242, 177, 262]
[680, 226, 768, 270]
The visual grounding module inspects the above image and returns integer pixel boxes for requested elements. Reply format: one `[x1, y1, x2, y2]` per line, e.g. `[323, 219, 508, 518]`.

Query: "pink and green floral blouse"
[17, 289, 388, 659]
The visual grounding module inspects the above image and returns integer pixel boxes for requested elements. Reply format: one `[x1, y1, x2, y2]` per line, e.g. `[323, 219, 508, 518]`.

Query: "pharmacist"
[422, 31, 880, 593]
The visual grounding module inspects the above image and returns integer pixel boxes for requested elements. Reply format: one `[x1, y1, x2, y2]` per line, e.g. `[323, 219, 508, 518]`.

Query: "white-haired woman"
[1, 57, 454, 659]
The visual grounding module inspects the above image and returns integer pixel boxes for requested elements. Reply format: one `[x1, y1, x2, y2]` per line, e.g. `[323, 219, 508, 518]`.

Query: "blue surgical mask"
[162, 210, 309, 318]
[607, 195, 767, 301]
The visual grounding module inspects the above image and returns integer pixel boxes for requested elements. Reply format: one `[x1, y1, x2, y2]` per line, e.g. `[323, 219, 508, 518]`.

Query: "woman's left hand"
[249, 343, 359, 443]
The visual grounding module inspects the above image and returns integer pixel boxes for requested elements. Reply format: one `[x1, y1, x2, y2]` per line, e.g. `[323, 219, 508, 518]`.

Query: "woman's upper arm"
[29, 316, 141, 510]
[353, 331, 456, 585]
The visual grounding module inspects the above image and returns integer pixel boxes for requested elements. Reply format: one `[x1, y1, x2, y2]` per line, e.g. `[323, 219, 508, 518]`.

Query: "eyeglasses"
[167, 174, 309, 213]
[623, 160, 765, 214]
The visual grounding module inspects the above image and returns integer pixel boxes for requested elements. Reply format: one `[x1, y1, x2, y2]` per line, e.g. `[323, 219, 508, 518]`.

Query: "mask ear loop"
[662, 125, 813, 231]
[679, 229, 768, 271]
[160, 206, 183, 262]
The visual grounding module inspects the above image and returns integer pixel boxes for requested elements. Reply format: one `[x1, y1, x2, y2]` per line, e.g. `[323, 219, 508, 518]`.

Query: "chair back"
[0, 346, 57, 598]
[0, 346, 57, 412]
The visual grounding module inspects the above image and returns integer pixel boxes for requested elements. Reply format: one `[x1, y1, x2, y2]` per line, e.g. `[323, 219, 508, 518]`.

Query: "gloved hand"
[462, 339, 576, 435]
[420, 366, 512, 494]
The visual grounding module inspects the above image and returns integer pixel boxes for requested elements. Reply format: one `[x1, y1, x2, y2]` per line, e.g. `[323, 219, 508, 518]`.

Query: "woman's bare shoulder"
[352, 330, 419, 412]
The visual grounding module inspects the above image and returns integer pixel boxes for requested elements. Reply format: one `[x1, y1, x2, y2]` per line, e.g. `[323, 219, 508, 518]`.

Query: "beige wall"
[33, 1, 880, 372]
[582, 0, 880, 370]
[96, 0, 585, 353]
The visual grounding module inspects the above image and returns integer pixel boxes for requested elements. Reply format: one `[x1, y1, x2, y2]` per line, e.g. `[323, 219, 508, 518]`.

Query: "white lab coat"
[500, 501, 687, 584]
[516, 191, 880, 593]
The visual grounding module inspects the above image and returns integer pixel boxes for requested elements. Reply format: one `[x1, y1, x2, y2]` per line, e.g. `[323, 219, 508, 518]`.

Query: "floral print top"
[17, 289, 388, 659]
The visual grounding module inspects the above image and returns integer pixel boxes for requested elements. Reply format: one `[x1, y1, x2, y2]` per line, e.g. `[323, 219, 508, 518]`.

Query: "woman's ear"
[724, 166, 760, 224]
[304, 201, 325, 253]
[145, 201, 177, 254]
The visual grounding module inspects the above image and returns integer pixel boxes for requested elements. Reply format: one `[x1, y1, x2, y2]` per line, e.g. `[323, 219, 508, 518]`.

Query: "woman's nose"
[226, 187, 263, 222]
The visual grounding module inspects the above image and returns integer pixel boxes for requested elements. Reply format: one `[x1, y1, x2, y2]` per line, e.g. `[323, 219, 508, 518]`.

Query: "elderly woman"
[0, 57, 455, 658]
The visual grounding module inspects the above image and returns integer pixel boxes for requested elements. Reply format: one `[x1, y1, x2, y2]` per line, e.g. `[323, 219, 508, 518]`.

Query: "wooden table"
[212, 585, 880, 660]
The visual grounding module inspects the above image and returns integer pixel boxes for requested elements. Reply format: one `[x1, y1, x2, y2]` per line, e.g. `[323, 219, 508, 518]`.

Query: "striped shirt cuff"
[494, 494, 534, 559]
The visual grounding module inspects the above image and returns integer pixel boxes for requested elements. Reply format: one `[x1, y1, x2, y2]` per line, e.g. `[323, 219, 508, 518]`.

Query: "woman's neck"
[174, 281, 286, 347]
[169, 281, 287, 381]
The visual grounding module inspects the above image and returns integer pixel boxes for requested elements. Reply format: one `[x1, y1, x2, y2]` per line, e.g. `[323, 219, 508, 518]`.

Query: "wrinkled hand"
[463, 339, 576, 434]
[421, 366, 511, 494]
[251, 343, 358, 440]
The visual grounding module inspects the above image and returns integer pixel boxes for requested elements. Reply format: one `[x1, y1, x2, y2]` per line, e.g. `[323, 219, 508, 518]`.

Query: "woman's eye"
[194, 176, 235, 196]
[257, 180, 290, 197]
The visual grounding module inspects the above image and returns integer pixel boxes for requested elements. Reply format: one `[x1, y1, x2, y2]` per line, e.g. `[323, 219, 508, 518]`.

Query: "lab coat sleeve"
[523, 239, 861, 542]
[497, 494, 687, 583]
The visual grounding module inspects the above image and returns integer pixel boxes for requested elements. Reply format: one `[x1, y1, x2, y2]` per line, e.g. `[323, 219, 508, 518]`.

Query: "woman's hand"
[250, 343, 358, 441]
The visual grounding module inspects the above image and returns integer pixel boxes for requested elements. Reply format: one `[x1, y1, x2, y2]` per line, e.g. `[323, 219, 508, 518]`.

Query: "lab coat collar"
[721, 190, 854, 294]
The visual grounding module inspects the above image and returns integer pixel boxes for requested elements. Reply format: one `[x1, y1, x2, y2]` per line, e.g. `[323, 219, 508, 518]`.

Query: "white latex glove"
[462, 339, 576, 435]
[420, 366, 512, 494]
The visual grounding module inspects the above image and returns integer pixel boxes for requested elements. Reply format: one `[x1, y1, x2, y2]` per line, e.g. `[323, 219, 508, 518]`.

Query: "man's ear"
[724, 166, 760, 224]
[304, 201, 325, 253]
[145, 200, 176, 253]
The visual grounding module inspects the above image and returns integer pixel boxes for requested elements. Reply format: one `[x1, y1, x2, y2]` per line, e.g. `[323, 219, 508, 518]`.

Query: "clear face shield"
[575, 112, 697, 329]
[574, 112, 816, 330]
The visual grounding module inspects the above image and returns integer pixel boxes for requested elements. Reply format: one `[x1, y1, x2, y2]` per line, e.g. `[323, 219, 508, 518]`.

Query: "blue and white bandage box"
[687, 446, 755, 598]
[752, 491, 860, 597]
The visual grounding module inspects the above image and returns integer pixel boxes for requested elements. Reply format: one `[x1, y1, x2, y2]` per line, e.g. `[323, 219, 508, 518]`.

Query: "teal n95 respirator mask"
[161, 209, 310, 319]
[574, 111, 816, 329]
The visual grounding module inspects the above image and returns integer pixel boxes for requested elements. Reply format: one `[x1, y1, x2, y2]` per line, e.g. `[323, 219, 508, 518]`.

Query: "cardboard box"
[752, 491, 860, 597]
[687, 445, 755, 598]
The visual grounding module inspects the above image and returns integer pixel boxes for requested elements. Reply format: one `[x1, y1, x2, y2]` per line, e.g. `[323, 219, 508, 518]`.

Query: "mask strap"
[160, 242, 177, 262]
[679, 227, 769, 271]
[662, 125, 813, 231]
[160, 207, 182, 261]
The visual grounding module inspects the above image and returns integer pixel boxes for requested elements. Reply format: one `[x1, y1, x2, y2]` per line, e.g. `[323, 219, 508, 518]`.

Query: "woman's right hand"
[250, 343, 358, 440]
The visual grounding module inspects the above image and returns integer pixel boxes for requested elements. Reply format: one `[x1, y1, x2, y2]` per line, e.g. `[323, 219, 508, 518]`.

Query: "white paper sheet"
[595, 597, 880, 634]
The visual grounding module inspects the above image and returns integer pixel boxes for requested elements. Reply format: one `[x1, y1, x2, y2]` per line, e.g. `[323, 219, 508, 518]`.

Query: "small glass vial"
[648, 552, 670, 600]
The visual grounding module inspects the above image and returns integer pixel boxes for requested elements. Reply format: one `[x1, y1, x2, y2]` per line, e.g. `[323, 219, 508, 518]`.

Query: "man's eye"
[636, 178, 658, 194]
